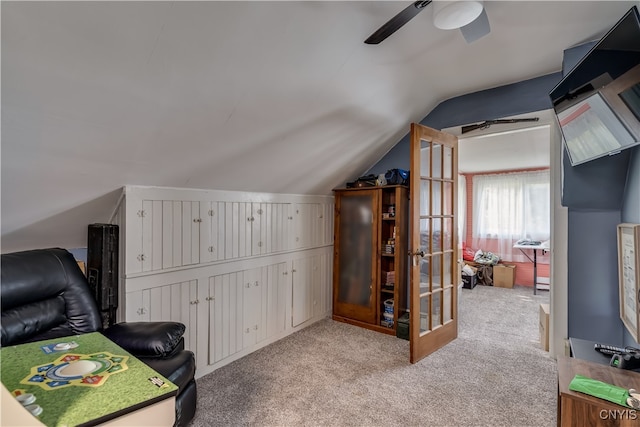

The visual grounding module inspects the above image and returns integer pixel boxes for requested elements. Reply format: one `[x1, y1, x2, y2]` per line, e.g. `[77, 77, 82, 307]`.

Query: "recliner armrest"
[102, 322, 186, 358]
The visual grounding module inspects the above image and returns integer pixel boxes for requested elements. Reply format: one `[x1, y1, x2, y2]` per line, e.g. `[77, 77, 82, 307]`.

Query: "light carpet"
[192, 284, 555, 426]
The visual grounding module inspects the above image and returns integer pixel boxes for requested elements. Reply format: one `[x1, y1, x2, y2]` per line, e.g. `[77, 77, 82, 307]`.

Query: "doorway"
[442, 109, 568, 357]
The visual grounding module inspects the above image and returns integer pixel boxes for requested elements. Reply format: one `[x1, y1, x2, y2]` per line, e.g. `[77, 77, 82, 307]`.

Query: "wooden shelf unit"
[332, 185, 408, 335]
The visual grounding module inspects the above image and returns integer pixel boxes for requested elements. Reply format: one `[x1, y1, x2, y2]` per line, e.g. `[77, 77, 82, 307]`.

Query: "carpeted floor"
[192, 284, 556, 427]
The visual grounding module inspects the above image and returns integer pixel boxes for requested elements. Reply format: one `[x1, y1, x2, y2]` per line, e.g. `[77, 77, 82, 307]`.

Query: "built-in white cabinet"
[124, 279, 199, 352]
[115, 186, 333, 378]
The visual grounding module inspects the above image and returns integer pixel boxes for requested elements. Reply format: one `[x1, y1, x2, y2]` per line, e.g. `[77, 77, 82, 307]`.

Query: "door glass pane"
[443, 218, 453, 251]
[338, 195, 372, 306]
[432, 290, 442, 327]
[432, 253, 442, 289]
[420, 140, 431, 176]
[431, 218, 442, 253]
[444, 287, 452, 322]
[432, 181, 442, 215]
[443, 252, 452, 287]
[432, 144, 442, 179]
[443, 181, 453, 216]
[443, 146, 453, 179]
[420, 293, 430, 333]
[420, 217, 430, 253]
[420, 180, 430, 216]
[419, 255, 430, 289]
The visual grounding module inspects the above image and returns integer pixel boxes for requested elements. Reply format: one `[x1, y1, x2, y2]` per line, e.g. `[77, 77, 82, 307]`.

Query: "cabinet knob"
[254, 281, 259, 287]
[193, 218, 202, 223]
[137, 254, 146, 261]
[246, 283, 251, 288]
[208, 209, 215, 216]
[137, 210, 146, 218]
[292, 269, 297, 273]
[257, 208, 263, 215]
[205, 296, 214, 301]
[253, 325, 258, 331]
[283, 271, 288, 276]
[245, 328, 250, 333]
[208, 246, 215, 252]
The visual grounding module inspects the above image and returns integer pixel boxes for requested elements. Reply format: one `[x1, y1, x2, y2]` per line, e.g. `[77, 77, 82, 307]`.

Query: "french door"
[409, 123, 459, 363]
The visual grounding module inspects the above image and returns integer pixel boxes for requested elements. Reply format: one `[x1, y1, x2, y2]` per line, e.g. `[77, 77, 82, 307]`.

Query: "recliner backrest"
[1, 248, 103, 346]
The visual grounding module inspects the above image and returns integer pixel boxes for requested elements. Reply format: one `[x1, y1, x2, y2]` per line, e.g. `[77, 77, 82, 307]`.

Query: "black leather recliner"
[0, 248, 197, 426]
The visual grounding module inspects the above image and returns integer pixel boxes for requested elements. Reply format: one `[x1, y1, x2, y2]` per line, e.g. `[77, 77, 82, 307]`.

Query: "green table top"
[1, 332, 177, 427]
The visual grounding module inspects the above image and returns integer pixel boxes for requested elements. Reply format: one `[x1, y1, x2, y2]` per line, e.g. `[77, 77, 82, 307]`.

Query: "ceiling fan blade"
[460, 8, 490, 43]
[364, 0, 432, 45]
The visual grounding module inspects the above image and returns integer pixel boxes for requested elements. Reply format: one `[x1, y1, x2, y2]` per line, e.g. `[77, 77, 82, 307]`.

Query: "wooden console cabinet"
[332, 185, 408, 335]
[557, 355, 640, 427]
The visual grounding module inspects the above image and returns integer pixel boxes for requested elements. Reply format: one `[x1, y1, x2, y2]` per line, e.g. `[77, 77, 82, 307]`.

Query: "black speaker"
[87, 223, 119, 326]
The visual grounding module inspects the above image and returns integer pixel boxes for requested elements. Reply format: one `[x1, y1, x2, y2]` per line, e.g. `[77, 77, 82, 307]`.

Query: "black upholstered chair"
[0, 248, 197, 426]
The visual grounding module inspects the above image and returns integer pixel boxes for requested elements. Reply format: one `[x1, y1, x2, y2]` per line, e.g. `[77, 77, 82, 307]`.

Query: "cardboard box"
[493, 263, 516, 288]
[540, 303, 550, 351]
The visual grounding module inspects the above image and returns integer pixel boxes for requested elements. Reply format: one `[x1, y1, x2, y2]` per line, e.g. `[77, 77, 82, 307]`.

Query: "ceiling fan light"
[433, 1, 484, 30]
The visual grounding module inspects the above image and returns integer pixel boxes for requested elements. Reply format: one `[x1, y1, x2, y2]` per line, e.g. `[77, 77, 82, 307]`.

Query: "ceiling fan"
[364, 0, 491, 45]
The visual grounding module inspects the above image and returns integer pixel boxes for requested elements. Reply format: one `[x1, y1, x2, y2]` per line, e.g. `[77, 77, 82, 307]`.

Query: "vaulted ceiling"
[2, 1, 637, 252]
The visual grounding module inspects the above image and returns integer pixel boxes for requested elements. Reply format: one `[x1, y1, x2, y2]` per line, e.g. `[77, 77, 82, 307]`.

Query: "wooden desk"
[557, 355, 640, 426]
[1, 332, 177, 426]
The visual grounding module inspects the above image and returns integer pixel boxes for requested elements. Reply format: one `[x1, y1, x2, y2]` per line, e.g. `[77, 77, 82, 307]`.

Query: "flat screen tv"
[550, 6, 640, 166]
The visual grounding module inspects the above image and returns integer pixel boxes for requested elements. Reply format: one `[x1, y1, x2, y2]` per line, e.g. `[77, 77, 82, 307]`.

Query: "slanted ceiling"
[2, 1, 636, 252]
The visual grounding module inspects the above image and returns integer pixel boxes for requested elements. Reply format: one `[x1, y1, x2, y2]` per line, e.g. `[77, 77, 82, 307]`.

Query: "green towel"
[569, 374, 631, 407]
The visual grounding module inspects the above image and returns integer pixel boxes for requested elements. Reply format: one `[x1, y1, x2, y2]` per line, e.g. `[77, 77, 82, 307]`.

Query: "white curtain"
[458, 174, 466, 246]
[472, 170, 550, 262]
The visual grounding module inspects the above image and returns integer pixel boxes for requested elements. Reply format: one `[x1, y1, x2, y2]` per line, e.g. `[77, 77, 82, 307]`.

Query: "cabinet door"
[271, 203, 291, 253]
[333, 190, 378, 324]
[148, 280, 199, 353]
[312, 250, 332, 318]
[251, 203, 265, 256]
[209, 271, 244, 364]
[242, 267, 262, 348]
[200, 202, 216, 263]
[125, 290, 150, 321]
[266, 262, 289, 337]
[292, 256, 313, 327]
[182, 201, 200, 266]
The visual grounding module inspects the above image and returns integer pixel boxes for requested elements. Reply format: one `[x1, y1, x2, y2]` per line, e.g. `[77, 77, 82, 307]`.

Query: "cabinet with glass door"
[332, 185, 408, 335]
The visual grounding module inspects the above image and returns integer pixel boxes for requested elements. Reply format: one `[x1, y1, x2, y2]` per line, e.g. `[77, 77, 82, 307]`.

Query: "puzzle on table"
[21, 347, 128, 390]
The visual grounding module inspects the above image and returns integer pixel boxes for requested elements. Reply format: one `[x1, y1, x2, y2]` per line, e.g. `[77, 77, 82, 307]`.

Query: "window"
[472, 170, 550, 261]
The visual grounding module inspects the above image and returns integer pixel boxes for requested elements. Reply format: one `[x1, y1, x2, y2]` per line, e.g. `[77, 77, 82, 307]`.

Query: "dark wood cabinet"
[332, 185, 408, 335]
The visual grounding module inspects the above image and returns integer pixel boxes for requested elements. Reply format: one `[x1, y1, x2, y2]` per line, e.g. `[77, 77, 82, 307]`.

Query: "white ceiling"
[458, 123, 551, 173]
[2, 1, 637, 251]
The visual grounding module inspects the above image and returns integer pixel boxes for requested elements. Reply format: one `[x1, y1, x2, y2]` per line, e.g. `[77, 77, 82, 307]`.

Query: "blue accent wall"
[366, 73, 562, 175]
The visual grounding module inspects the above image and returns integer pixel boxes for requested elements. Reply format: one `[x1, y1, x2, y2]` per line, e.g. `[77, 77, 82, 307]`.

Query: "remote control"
[594, 343, 627, 356]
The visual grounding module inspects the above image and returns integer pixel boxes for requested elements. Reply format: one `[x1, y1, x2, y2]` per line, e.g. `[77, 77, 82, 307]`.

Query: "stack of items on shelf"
[382, 239, 395, 254]
[381, 299, 394, 328]
[382, 225, 396, 254]
[382, 270, 395, 290]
